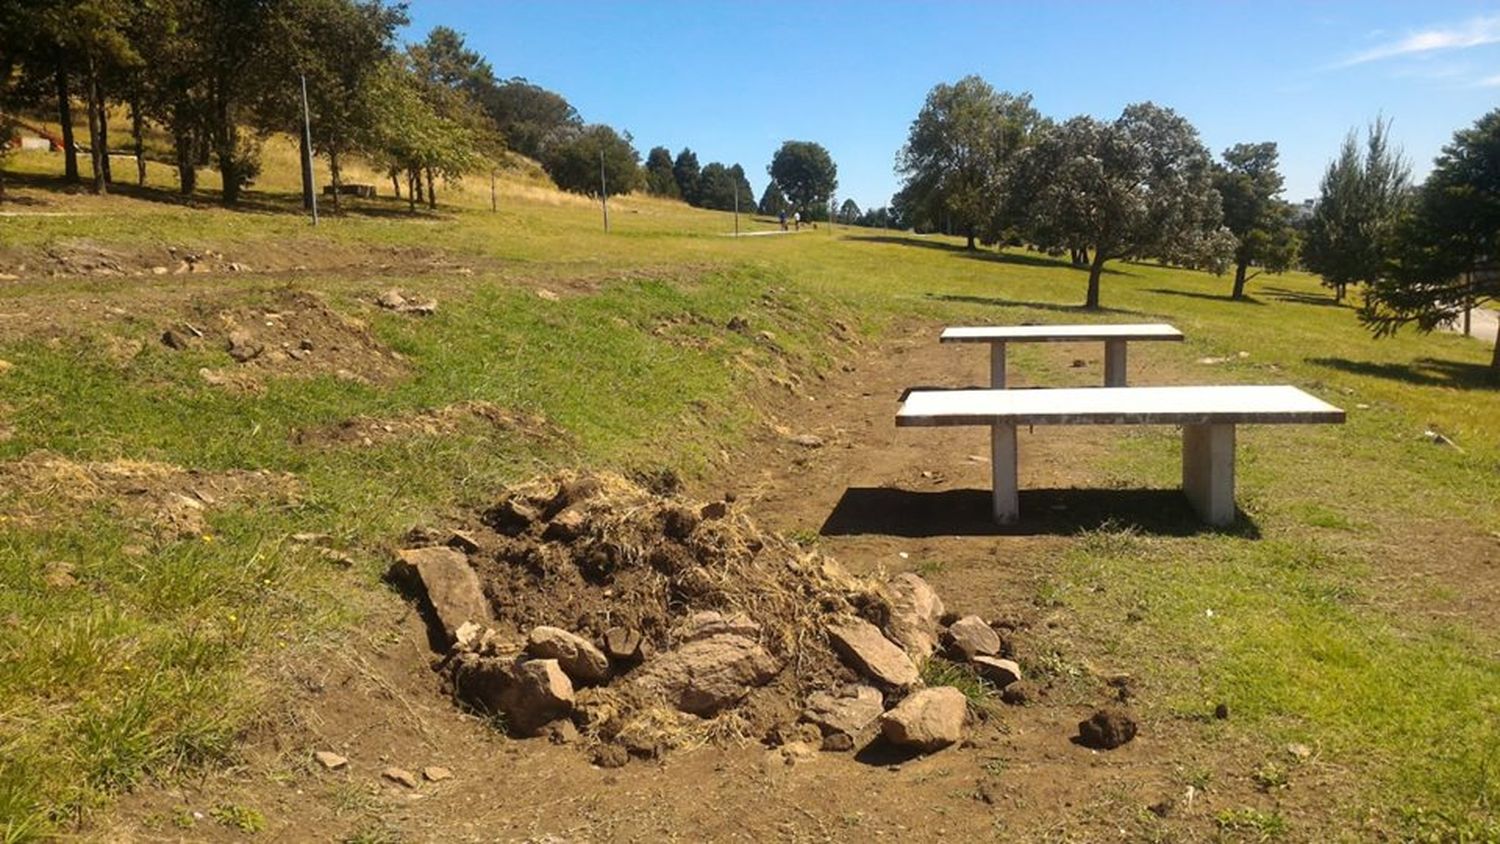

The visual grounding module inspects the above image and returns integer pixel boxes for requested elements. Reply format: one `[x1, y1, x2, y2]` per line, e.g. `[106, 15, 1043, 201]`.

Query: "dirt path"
[1446, 306, 1498, 346]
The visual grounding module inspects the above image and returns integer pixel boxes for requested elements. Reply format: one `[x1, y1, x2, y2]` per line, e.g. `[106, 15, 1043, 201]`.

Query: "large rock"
[526, 626, 610, 683]
[802, 684, 885, 739]
[501, 659, 575, 736]
[393, 547, 492, 644]
[946, 615, 1001, 661]
[880, 687, 967, 752]
[1077, 706, 1137, 750]
[971, 656, 1022, 688]
[886, 573, 945, 661]
[679, 610, 760, 642]
[633, 634, 779, 716]
[826, 618, 919, 688]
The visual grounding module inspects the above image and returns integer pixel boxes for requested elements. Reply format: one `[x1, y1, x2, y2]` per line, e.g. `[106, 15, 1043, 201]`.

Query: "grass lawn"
[1, 155, 1497, 840]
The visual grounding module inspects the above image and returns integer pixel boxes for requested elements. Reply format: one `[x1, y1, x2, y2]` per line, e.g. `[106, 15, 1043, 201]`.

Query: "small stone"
[946, 616, 1002, 660]
[382, 767, 418, 788]
[789, 433, 824, 448]
[700, 500, 728, 520]
[1001, 680, 1039, 706]
[826, 618, 919, 688]
[971, 656, 1022, 688]
[593, 744, 629, 768]
[659, 504, 699, 540]
[313, 750, 347, 770]
[548, 719, 580, 745]
[1077, 706, 1137, 750]
[486, 497, 539, 536]
[453, 621, 484, 650]
[161, 329, 189, 350]
[1287, 743, 1312, 761]
[880, 687, 967, 752]
[422, 766, 452, 782]
[802, 684, 885, 738]
[446, 530, 481, 553]
[726, 316, 749, 333]
[821, 732, 855, 752]
[150, 265, 168, 275]
[499, 659, 575, 736]
[1214, 702, 1230, 720]
[225, 330, 263, 362]
[526, 626, 610, 684]
[376, 289, 408, 310]
[536, 289, 560, 302]
[542, 509, 588, 542]
[603, 626, 643, 662]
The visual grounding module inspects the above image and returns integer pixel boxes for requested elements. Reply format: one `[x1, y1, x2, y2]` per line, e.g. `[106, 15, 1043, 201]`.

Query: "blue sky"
[403, 1, 1500, 211]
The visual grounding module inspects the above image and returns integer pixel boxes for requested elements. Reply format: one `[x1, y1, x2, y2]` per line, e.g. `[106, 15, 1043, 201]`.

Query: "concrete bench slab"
[940, 323, 1184, 387]
[896, 385, 1345, 526]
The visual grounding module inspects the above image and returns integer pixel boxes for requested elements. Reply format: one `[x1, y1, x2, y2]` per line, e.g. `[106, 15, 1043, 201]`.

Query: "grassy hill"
[0, 149, 1497, 840]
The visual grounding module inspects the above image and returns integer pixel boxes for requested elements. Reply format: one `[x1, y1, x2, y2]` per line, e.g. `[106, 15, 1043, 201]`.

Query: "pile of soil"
[0, 451, 299, 538]
[395, 471, 1063, 767]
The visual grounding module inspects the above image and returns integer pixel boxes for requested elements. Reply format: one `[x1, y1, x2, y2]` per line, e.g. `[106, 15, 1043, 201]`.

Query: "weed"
[1252, 762, 1290, 792]
[920, 658, 1002, 718]
[209, 803, 266, 834]
[1215, 807, 1288, 840]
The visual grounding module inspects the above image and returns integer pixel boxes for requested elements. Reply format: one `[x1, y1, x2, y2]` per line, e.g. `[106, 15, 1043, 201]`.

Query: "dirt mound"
[0, 451, 299, 538]
[293, 401, 563, 448]
[167, 289, 407, 389]
[394, 471, 1043, 765]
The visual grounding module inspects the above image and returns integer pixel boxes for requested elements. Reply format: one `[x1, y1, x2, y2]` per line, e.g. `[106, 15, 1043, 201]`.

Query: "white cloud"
[1335, 14, 1500, 67]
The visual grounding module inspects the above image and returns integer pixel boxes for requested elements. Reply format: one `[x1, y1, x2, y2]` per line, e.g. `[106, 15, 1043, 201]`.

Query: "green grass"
[1, 157, 1498, 839]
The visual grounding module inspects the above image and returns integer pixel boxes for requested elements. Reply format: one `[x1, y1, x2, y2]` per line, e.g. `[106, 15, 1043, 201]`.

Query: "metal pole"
[490, 169, 497, 212]
[599, 150, 609, 232]
[300, 75, 318, 226]
[733, 184, 739, 236]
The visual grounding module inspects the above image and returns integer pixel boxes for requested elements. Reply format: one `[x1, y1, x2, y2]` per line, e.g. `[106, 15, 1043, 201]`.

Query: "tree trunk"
[412, 167, 423, 203]
[1490, 319, 1500, 379]
[1335, 282, 1346, 303]
[425, 167, 436, 209]
[131, 94, 145, 186]
[328, 148, 341, 214]
[389, 170, 400, 198]
[85, 63, 106, 195]
[55, 66, 79, 183]
[174, 122, 196, 195]
[1085, 251, 1107, 310]
[214, 94, 239, 205]
[1232, 260, 1249, 300]
[98, 82, 112, 184]
[298, 128, 313, 210]
[406, 170, 416, 212]
[965, 226, 976, 251]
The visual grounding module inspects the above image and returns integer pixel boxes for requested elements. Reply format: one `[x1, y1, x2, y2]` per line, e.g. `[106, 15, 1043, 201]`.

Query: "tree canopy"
[1213, 142, 1299, 299]
[1302, 118, 1411, 301]
[543, 123, 641, 197]
[768, 140, 837, 219]
[643, 146, 679, 198]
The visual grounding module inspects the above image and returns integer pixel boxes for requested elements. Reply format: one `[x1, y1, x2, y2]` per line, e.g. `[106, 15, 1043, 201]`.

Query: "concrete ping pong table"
[940, 323, 1185, 388]
[896, 385, 1346, 526]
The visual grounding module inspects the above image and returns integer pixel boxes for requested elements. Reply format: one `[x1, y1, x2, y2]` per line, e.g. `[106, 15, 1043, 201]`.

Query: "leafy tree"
[728, 163, 755, 213]
[1013, 103, 1229, 309]
[768, 140, 836, 220]
[1213, 142, 1299, 299]
[643, 145, 679, 198]
[543, 123, 640, 196]
[1302, 118, 1411, 301]
[1362, 109, 1500, 375]
[897, 76, 1045, 249]
[404, 26, 502, 207]
[839, 198, 861, 224]
[365, 58, 476, 212]
[696, 161, 734, 210]
[672, 147, 700, 205]
[476, 77, 579, 161]
[758, 181, 787, 216]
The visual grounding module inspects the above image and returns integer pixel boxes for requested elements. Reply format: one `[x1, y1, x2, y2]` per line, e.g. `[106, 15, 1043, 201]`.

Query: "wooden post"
[733, 185, 739, 236]
[490, 169, 497, 212]
[300, 75, 318, 226]
[599, 150, 609, 233]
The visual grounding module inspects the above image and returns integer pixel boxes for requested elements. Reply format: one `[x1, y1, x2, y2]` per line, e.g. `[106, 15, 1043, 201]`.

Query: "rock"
[1077, 706, 1137, 749]
[880, 687, 967, 752]
[376, 288, 408, 310]
[802, 684, 885, 739]
[726, 315, 749, 333]
[422, 766, 452, 782]
[633, 634, 779, 716]
[1001, 680, 1040, 706]
[454, 621, 484, 651]
[161, 329, 189, 350]
[313, 750, 347, 770]
[789, 433, 824, 448]
[603, 626, 643, 662]
[225, 330, 263, 362]
[542, 508, 588, 542]
[382, 767, 419, 788]
[886, 573, 945, 661]
[526, 626, 610, 684]
[826, 618, 919, 688]
[659, 504, 700, 540]
[821, 732, 855, 752]
[946, 615, 1002, 660]
[392, 546, 493, 644]
[548, 719, 580, 745]
[971, 656, 1022, 688]
[446, 530, 481, 553]
[680, 610, 760, 642]
[543, 476, 601, 519]
[1287, 743, 1312, 761]
[487, 497, 539, 536]
[499, 659, 575, 736]
[593, 744, 629, 768]
[700, 500, 728, 520]
[1214, 702, 1230, 720]
[150, 265, 168, 275]
[536, 289, 560, 302]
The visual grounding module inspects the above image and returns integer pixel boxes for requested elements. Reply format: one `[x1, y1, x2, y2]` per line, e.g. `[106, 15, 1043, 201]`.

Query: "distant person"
[793, 211, 801, 231]
[779, 210, 787, 231]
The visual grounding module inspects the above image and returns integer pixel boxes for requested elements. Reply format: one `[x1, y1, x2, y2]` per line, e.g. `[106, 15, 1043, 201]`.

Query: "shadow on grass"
[1145, 287, 1265, 306]
[844, 234, 1127, 274]
[1259, 286, 1348, 308]
[820, 487, 1260, 538]
[2, 170, 449, 220]
[926, 292, 1145, 318]
[1308, 356, 1498, 389]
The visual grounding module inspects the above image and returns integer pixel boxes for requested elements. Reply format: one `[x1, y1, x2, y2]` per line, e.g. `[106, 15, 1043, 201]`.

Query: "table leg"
[989, 341, 1007, 389]
[1104, 339, 1127, 387]
[1182, 423, 1235, 526]
[992, 423, 1018, 524]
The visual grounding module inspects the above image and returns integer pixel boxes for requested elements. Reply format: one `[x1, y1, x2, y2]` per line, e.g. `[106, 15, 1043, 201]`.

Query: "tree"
[1013, 103, 1229, 309]
[839, 198, 861, 224]
[403, 26, 501, 208]
[672, 147, 700, 205]
[643, 145, 679, 198]
[728, 164, 754, 213]
[1302, 118, 1411, 302]
[543, 123, 640, 196]
[475, 77, 579, 161]
[1213, 142, 1299, 299]
[768, 140, 836, 220]
[758, 181, 787, 216]
[1362, 109, 1500, 375]
[897, 76, 1045, 249]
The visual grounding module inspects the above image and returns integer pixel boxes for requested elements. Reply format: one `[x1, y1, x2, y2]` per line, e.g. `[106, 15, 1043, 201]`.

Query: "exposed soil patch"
[293, 400, 563, 448]
[0, 451, 299, 538]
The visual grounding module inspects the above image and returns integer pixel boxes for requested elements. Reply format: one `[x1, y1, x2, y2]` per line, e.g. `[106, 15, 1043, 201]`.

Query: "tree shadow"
[1258, 286, 1348, 308]
[843, 234, 1128, 275]
[1307, 356, 1498, 389]
[1145, 287, 1264, 306]
[925, 292, 1145, 318]
[820, 487, 1259, 538]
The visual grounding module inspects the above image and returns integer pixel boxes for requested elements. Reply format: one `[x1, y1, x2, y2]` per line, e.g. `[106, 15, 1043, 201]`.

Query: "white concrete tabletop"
[940, 323, 1185, 343]
[897, 385, 1346, 427]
